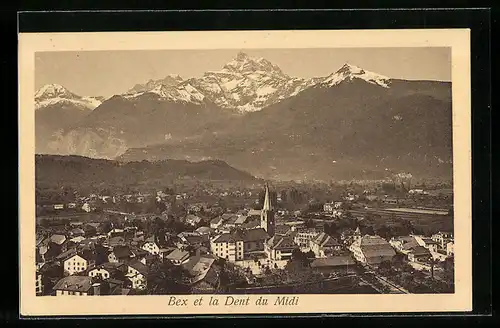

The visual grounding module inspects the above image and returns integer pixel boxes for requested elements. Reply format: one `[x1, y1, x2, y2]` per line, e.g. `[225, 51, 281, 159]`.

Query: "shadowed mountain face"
[36, 53, 453, 181]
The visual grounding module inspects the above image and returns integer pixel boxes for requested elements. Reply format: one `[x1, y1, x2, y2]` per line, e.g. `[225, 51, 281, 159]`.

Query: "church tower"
[260, 183, 275, 237]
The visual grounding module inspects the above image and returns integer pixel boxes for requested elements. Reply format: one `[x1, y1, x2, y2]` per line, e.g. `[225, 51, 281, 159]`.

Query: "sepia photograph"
[19, 29, 472, 316]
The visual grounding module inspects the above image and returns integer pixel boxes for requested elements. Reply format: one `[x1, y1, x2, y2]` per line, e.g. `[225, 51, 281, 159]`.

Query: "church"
[210, 184, 276, 262]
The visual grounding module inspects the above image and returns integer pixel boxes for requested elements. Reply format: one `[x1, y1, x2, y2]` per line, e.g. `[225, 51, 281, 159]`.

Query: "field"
[349, 208, 453, 234]
[233, 275, 379, 294]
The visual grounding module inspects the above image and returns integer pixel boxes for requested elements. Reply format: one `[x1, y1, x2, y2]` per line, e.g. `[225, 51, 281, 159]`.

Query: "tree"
[429, 258, 440, 280]
[375, 224, 392, 240]
[304, 219, 315, 229]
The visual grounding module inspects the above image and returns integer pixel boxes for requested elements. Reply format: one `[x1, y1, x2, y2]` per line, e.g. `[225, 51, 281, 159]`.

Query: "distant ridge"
[35, 154, 260, 190]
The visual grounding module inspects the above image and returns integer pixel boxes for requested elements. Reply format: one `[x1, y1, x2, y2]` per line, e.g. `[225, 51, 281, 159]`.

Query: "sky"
[35, 47, 451, 98]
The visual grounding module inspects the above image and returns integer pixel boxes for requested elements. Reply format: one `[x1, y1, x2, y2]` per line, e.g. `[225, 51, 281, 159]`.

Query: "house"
[431, 231, 453, 249]
[38, 262, 63, 295]
[323, 202, 342, 213]
[446, 241, 454, 256]
[382, 198, 399, 205]
[106, 278, 132, 295]
[264, 235, 297, 260]
[88, 262, 127, 280]
[36, 271, 43, 296]
[274, 225, 292, 236]
[108, 245, 133, 264]
[234, 215, 248, 226]
[50, 234, 67, 248]
[108, 228, 125, 238]
[294, 228, 320, 248]
[309, 233, 342, 258]
[130, 247, 150, 264]
[191, 263, 221, 294]
[310, 255, 356, 274]
[247, 209, 262, 217]
[82, 203, 93, 212]
[53, 276, 94, 296]
[58, 249, 95, 276]
[241, 219, 262, 230]
[349, 235, 396, 266]
[413, 235, 439, 253]
[223, 215, 239, 228]
[126, 260, 149, 290]
[407, 246, 432, 262]
[141, 236, 160, 255]
[67, 203, 77, 209]
[69, 228, 85, 238]
[195, 226, 212, 236]
[389, 236, 420, 254]
[210, 228, 269, 262]
[182, 254, 217, 285]
[106, 236, 126, 249]
[210, 217, 223, 229]
[165, 249, 190, 265]
[185, 214, 202, 226]
[159, 247, 177, 261]
[69, 236, 86, 245]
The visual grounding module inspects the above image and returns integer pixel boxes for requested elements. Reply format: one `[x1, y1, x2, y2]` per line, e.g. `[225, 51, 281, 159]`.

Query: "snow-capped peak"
[322, 63, 391, 88]
[35, 84, 76, 100]
[35, 84, 102, 110]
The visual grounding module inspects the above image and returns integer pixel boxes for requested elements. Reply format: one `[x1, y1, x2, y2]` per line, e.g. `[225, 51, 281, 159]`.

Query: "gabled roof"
[266, 235, 296, 250]
[274, 225, 291, 236]
[112, 245, 132, 259]
[361, 244, 396, 260]
[128, 260, 149, 276]
[247, 209, 262, 217]
[69, 236, 86, 244]
[311, 232, 340, 247]
[195, 226, 211, 234]
[166, 249, 190, 262]
[50, 234, 67, 245]
[185, 214, 202, 223]
[108, 236, 126, 246]
[411, 245, 431, 256]
[241, 228, 269, 242]
[53, 276, 93, 292]
[234, 215, 248, 225]
[241, 220, 261, 230]
[55, 248, 78, 261]
[210, 217, 223, 225]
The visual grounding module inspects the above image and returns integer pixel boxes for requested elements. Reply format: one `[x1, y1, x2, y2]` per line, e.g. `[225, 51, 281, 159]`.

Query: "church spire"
[263, 183, 273, 211]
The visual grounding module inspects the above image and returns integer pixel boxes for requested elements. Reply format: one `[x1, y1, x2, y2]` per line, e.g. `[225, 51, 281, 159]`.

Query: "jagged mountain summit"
[320, 63, 391, 88]
[121, 52, 319, 113]
[124, 74, 184, 96]
[35, 84, 103, 111]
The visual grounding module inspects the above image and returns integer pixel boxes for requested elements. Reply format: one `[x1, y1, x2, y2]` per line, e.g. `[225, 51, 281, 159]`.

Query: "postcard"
[19, 29, 472, 316]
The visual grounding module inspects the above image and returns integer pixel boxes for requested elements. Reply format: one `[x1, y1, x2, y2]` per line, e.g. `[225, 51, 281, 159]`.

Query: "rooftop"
[310, 255, 356, 268]
[53, 276, 93, 292]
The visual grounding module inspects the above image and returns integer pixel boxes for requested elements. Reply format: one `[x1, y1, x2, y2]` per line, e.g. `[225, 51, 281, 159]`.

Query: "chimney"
[92, 282, 101, 296]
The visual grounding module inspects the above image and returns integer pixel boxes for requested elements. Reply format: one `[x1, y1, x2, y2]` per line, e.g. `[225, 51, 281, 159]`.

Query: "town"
[35, 179, 455, 296]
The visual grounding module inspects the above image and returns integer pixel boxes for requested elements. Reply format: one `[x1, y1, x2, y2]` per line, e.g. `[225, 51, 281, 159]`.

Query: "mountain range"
[35, 52, 453, 182]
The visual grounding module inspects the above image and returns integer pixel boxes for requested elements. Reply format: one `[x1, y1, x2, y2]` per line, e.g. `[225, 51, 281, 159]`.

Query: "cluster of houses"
[36, 185, 455, 296]
[35, 218, 223, 296]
